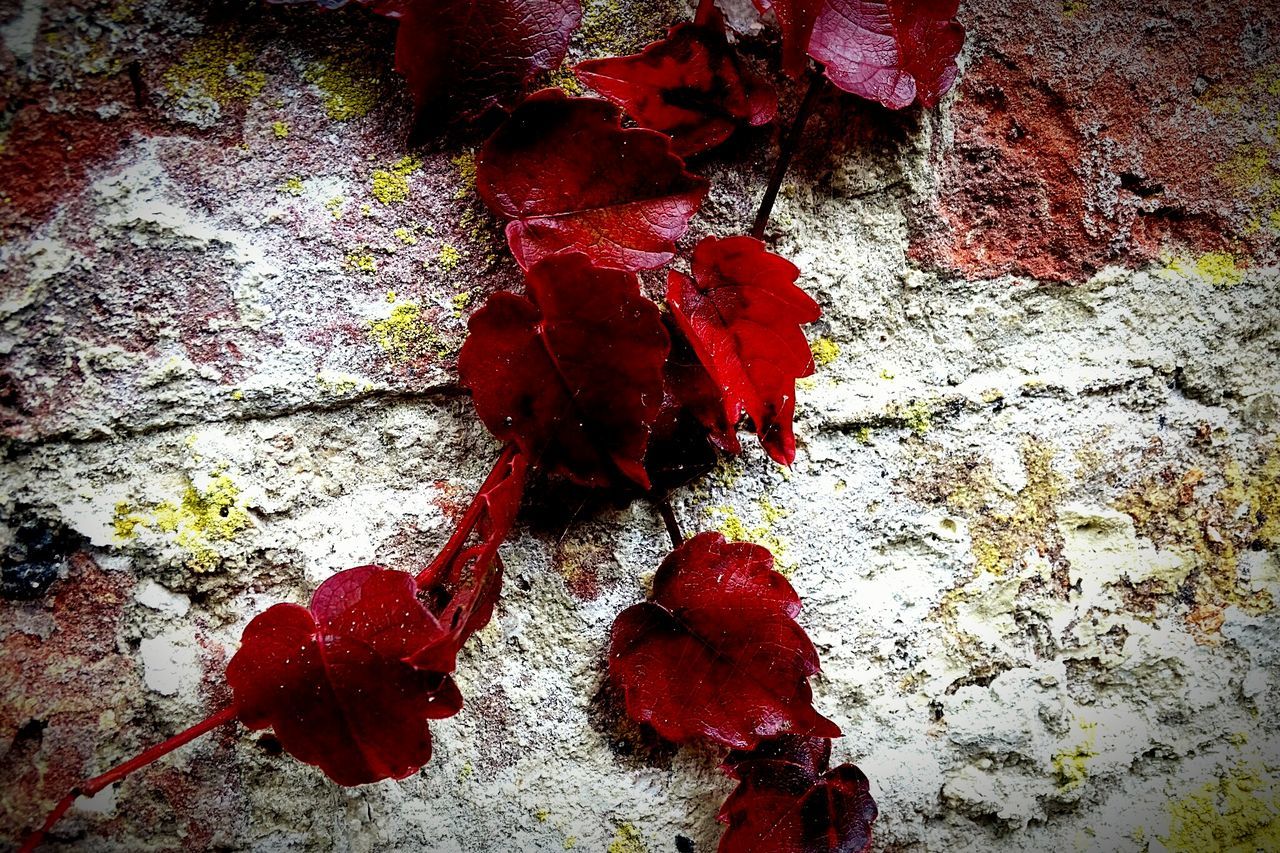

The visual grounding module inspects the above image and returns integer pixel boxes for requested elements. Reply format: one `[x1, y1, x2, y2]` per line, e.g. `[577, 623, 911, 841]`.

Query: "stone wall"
[2, 0, 1279, 850]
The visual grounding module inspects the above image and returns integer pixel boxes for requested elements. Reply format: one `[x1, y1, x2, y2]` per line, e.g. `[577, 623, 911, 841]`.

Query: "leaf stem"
[752, 67, 826, 240]
[656, 498, 685, 549]
[416, 443, 522, 588]
[21, 704, 239, 852]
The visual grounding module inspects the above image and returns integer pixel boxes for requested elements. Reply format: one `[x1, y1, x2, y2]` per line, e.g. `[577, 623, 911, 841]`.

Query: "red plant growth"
[19, 1, 964, 850]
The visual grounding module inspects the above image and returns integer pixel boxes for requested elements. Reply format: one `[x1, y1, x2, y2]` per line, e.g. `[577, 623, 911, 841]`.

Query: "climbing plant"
[19, 1, 964, 850]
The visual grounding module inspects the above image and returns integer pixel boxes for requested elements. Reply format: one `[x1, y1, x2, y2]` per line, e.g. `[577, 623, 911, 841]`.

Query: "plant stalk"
[657, 498, 685, 549]
[21, 704, 240, 852]
[752, 67, 827, 239]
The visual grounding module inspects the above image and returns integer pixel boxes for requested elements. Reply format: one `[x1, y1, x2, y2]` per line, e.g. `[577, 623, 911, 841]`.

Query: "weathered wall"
[2, 0, 1279, 851]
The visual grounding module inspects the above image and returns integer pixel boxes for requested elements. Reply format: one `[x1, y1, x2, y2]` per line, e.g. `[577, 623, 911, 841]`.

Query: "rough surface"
[2, 0, 1279, 851]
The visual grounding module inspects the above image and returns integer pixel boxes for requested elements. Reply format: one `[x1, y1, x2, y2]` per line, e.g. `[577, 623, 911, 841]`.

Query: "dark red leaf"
[609, 532, 839, 749]
[412, 446, 528, 672]
[642, 320, 726, 493]
[718, 736, 878, 853]
[575, 7, 777, 157]
[752, 0, 824, 77]
[385, 0, 581, 121]
[476, 90, 709, 271]
[458, 253, 670, 489]
[808, 0, 964, 109]
[723, 732, 832, 779]
[271, 0, 581, 122]
[226, 565, 463, 786]
[666, 235, 819, 466]
[662, 314, 740, 456]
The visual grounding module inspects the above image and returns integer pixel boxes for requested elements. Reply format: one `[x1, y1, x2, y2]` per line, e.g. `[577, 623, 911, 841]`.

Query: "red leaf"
[666, 235, 819, 466]
[718, 736, 879, 853]
[476, 90, 709, 272]
[808, 0, 964, 109]
[271, 0, 581, 122]
[663, 315, 741, 456]
[641, 319, 729, 493]
[575, 7, 777, 157]
[226, 566, 463, 786]
[385, 0, 582, 121]
[753, 0, 825, 77]
[723, 732, 831, 778]
[609, 532, 839, 749]
[458, 254, 670, 489]
[412, 446, 528, 672]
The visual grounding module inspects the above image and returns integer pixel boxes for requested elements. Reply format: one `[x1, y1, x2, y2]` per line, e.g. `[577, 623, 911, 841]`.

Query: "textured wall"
[2, 0, 1279, 851]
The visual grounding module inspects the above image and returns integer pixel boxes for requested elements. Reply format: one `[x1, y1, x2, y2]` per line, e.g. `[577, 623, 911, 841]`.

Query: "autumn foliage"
[20, 0, 967, 849]
[610, 533, 840, 748]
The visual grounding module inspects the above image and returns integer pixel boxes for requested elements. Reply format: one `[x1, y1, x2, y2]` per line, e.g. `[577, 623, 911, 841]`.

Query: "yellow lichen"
[1116, 447, 1280, 630]
[893, 399, 934, 435]
[279, 176, 304, 196]
[304, 54, 383, 121]
[325, 196, 345, 218]
[113, 502, 147, 540]
[1199, 68, 1280, 232]
[345, 251, 377, 274]
[759, 497, 787, 524]
[452, 291, 472, 318]
[811, 337, 840, 367]
[108, 1, 135, 22]
[707, 503, 792, 575]
[606, 823, 647, 853]
[913, 437, 1065, 578]
[368, 302, 445, 361]
[315, 371, 369, 395]
[371, 155, 424, 205]
[535, 808, 550, 823]
[547, 67, 585, 95]
[1161, 764, 1280, 853]
[112, 473, 251, 573]
[394, 227, 418, 245]
[1165, 252, 1246, 287]
[451, 151, 477, 200]
[371, 173, 408, 205]
[164, 34, 266, 105]
[438, 244, 463, 272]
[271, 120, 289, 139]
[1217, 145, 1274, 195]
[1051, 720, 1098, 792]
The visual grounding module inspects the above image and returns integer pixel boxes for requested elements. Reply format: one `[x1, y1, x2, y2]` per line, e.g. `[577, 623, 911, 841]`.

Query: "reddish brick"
[911, 0, 1280, 282]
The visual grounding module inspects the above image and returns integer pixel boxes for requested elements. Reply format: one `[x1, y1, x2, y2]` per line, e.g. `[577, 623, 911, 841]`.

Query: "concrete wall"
[2, 0, 1278, 850]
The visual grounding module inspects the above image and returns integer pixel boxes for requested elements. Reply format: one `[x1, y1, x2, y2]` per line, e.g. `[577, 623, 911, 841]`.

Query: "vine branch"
[21, 705, 240, 853]
[656, 498, 685, 549]
[752, 67, 827, 239]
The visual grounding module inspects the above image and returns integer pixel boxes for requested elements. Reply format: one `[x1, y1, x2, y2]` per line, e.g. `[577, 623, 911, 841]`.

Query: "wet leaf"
[458, 254, 670, 489]
[476, 90, 709, 271]
[667, 235, 819, 465]
[609, 532, 840, 748]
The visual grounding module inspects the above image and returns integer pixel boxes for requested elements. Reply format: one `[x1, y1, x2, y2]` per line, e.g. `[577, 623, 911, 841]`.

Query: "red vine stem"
[416, 442, 521, 588]
[752, 66, 827, 239]
[21, 704, 240, 853]
[656, 498, 684, 549]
